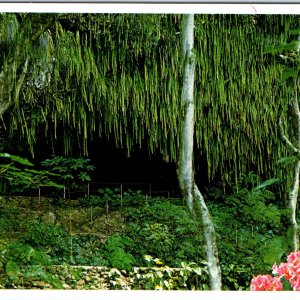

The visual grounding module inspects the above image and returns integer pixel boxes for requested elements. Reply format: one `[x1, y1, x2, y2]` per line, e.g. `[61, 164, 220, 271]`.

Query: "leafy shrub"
[41, 156, 95, 190]
[0, 241, 62, 289]
[20, 221, 71, 263]
[220, 261, 254, 290]
[95, 188, 146, 209]
[206, 172, 286, 289]
[130, 256, 209, 290]
[208, 172, 283, 233]
[71, 235, 109, 266]
[0, 207, 23, 233]
[1, 242, 52, 266]
[3, 261, 62, 288]
[104, 233, 135, 271]
[0, 153, 62, 194]
[139, 223, 174, 260]
[121, 189, 147, 207]
[124, 199, 204, 266]
[98, 188, 122, 208]
[78, 195, 103, 207]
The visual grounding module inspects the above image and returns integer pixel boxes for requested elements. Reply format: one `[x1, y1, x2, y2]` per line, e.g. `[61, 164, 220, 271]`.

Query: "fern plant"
[0, 153, 62, 194]
[223, 172, 282, 233]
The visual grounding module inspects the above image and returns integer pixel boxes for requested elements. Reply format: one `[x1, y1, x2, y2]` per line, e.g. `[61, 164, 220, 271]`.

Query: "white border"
[0, 3, 298, 14]
[1, 290, 300, 299]
[0, 2, 299, 299]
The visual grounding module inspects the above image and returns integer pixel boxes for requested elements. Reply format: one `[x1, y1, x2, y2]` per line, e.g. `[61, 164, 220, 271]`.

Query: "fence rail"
[5, 181, 181, 200]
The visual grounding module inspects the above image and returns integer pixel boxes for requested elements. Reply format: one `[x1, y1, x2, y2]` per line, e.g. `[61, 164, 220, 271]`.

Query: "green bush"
[78, 195, 103, 207]
[20, 221, 71, 264]
[0, 153, 62, 194]
[0, 207, 23, 233]
[3, 261, 62, 288]
[41, 156, 95, 190]
[124, 199, 204, 266]
[104, 233, 135, 271]
[130, 256, 209, 290]
[0, 241, 62, 289]
[1, 242, 52, 266]
[206, 172, 286, 289]
[71, 235, 109, 266]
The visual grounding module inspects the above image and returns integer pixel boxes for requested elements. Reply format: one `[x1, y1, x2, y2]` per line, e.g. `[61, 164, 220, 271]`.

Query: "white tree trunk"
[177, 14, 222, 290]
[278, 36, 300, 251]
[193, 184, 222, 290]
[289, 92, 300, 251]
[289, 159, 300, 251]
[178, 14, 195, 213]
[279, 88, 300, 252]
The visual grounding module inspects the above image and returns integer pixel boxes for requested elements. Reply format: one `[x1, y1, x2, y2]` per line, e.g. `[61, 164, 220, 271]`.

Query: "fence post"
[149, 184, 152, 197]
[106, 199, 109, 219]
[120, 183, 123, 213]
[63, 186, 66, 200]
[90, 206, 93, 228]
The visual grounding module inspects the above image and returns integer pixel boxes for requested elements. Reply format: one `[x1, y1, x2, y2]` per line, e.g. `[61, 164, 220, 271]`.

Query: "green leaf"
[252, 178, 279, 191]
[282, 68, 298, 81]
[0, 153, 34, 166]
[277, 156, 299, 165]
[5, 261, 21, 281]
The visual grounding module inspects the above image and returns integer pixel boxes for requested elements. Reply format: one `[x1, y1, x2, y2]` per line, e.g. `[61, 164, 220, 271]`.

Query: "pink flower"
[273, 262, 292, 280]
[272, 263, 279, 274]
[250, 274, 283, 291]
[254, 251, 300, 291]
[272, 251, 300, 290]
[292, 276, 300, 291]
[287, 251, 300, 265]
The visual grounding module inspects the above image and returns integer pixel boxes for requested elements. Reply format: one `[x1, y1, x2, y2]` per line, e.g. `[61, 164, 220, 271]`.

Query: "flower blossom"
[250, 274, 283, 291]
[272, 251, 300, 291]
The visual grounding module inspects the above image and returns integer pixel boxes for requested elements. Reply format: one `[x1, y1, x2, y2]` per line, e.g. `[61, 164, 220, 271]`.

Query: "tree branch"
[279, 116, 300, 154]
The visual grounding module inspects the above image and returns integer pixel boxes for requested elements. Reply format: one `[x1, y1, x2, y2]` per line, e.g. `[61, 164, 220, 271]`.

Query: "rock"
[77, 279, 85, 286]
[41, 212, 56, 225]
[32, 281, 52, 289]
[62, 283, 71, 289]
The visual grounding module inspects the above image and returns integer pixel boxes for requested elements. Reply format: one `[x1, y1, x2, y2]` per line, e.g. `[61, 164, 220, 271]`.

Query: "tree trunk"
[193, 184, 222, 290]
[289, 93, 300, 251]
[177, 14, 222, 290]
[289, 159, 300, 251]
[280, 87, 300, 252]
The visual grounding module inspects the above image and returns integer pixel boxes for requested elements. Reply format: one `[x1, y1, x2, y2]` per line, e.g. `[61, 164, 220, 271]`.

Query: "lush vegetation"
[0, 13, 299, 290]
[0, 166, 290, 290]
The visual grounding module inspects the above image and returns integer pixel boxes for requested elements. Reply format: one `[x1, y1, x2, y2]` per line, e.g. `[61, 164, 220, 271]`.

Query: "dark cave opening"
[20, 133, 211, 197]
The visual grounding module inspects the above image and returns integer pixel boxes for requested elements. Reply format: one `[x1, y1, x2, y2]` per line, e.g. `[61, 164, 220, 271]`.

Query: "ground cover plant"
[0, 170, 290, 290]
[205, 172, 288, 289]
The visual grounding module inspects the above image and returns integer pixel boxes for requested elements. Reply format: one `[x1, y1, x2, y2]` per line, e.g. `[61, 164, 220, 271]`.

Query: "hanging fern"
[0, 13, 298, 186]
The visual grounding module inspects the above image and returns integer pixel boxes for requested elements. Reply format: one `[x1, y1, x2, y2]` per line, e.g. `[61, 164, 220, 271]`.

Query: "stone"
[62, 283, 71, 289]
[41, 212, 56, 225]
[32, 281, 52, 289]
[77, 279, 85, 286]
